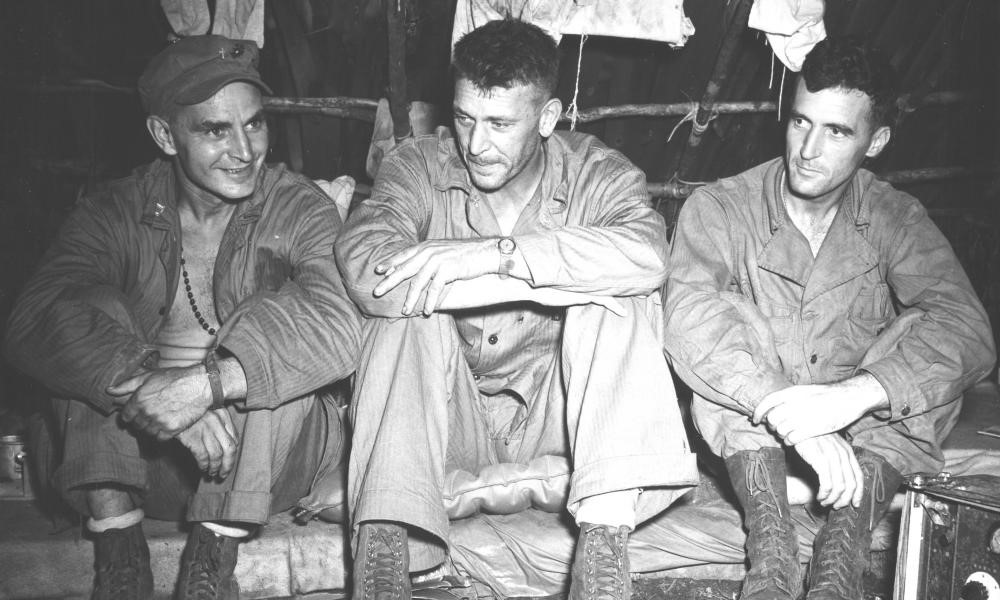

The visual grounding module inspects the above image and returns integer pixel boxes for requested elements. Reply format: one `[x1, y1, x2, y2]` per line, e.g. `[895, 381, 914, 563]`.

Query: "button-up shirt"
[336, 127, 668, 400]
[664, 157, 995, 423]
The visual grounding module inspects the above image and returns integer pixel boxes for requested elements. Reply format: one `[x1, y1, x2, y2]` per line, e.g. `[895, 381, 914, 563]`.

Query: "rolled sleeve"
[862, 358, 925, 421]
[516, 162, 669, 296]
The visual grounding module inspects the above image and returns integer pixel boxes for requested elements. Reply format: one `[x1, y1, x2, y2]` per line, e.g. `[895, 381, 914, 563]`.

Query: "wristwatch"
[497, 237, 516, 279]
[204, 352, 226, 409]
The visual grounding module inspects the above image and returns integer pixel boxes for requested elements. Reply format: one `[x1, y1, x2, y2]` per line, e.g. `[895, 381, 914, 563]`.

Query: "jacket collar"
[138, 159, 272, 230]
[430, 127, 570, 215]
[758, 158, 877, 298]
[762, 158, 872, 233]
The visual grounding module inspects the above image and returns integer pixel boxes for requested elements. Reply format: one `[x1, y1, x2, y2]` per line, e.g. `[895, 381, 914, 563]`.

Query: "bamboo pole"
[386, 0, 412, 140]
[647, 165, 1000, 199]
[557, 91, 971, 124]
[262, 97, 378, 122]
[675, 0, 754, 179]
[5, 83, 970, 125]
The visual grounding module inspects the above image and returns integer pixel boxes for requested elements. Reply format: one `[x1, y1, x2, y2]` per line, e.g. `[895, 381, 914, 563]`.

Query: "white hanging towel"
[160, 0, 265, 47]
[748, 0, 826, 72]
[160, 0, 210, 38]
[212, 0, 265, 48]
[452, 0, 695, 51]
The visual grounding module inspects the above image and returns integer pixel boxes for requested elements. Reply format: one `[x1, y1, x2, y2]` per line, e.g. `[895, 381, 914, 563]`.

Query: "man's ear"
[538, 97, 562, 138]
[146, 115, 178, 156]
[865, 125, 891, 159]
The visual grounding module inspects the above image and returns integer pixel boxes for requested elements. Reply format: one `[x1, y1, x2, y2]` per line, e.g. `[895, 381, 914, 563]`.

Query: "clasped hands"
[751, 375, 888, 510]
[107, 366, 236, 479]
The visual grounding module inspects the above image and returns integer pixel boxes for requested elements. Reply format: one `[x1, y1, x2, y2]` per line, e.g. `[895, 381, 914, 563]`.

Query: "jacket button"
[809, 354, 818, 364]
[488, 334, 499, 345]
[158, 306, 166, 316]
[901, 405, 911, 416]
[552, 314, 562, 322]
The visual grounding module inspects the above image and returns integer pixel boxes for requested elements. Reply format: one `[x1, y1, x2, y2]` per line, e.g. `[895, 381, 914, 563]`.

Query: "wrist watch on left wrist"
[204, 353, 226, 409]
[497, 237, 516, 279]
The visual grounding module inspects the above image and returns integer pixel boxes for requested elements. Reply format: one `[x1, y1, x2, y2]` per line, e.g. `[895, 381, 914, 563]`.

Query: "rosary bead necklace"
[180, 251, 219, 336]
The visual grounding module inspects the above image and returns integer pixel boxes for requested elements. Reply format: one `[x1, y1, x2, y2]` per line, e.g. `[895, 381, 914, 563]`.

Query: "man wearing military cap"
[5, 34, 360, 599]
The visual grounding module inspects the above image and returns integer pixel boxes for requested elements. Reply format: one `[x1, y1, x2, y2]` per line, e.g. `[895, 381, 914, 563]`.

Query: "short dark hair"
[800, 36, 898, 128]
[452, 19, 559, 97]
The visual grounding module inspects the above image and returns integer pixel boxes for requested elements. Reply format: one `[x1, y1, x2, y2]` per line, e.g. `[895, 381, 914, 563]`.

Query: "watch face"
[498, 237, 516, 254]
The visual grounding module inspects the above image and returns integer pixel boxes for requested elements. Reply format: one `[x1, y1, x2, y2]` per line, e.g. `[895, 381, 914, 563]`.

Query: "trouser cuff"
[53, 451, 149, 516]
[187, 491, 271, 525]
[352, 489, 449, 572]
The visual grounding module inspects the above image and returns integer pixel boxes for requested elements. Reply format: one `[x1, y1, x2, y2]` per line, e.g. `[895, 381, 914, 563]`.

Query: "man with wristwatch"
[336, 19, 697, 600]
[5, 35, 361, 599]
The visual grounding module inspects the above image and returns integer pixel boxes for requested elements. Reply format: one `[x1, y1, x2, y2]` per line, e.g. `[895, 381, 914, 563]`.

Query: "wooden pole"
[5, 83, 969, 126]
[675, 0, 754, 180]
[647, 165, 1000, 199]
[262, 97, 378, 122]
[386, 0, 411, 141]
[557, 91, 971, 124]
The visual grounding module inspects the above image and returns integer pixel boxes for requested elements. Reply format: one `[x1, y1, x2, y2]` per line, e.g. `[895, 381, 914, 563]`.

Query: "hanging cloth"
[160, 0, 266, 47]
[748, 0, 826, 72]
[451, 0, 695, 52]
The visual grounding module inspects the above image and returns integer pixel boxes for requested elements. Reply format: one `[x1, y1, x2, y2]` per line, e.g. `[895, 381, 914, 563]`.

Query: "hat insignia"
[218, 44, 245, 60]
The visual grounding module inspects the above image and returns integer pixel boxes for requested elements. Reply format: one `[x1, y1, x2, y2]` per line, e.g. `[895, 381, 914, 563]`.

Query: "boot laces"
[182, 530, 226, 597]
[363, 529, 406, 598]
[583, 527, 629, 600]
[746, 453, 783, 519]
[866, 461, 886, 530]
[810, 515, 864, 598]
[743, 454, 798, 597]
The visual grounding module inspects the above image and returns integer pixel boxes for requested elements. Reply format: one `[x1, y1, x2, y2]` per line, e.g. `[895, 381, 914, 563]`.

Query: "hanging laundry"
[160, 0, 265, 47]
[366, 99, 443, 179]
[748, 0, 826, 72]
[213, 0, 265, 48]
[160, 0, 210, 38]
[452, 0, 695, 51]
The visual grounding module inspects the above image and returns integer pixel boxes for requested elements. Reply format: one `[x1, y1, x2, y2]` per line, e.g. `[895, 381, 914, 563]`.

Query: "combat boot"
[174, 524, 241, 600]
[91, 522, 154, 600]
[806, 448, 902, 600]
[353, 521, 411, 600]
[569, 523, 632, 600]
[726, 448, 803, 600]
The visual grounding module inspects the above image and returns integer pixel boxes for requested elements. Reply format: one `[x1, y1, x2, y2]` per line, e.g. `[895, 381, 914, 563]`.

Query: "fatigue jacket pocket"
[756, 297, 797, 345]
[848, 282, 894, 337]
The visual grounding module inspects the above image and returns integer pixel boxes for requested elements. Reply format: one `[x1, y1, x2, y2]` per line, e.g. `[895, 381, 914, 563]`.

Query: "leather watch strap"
[204, 353, 226, 410]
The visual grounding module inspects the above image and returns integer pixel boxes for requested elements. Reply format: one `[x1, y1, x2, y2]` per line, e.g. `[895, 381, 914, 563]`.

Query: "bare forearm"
[839, 371, 890, 415]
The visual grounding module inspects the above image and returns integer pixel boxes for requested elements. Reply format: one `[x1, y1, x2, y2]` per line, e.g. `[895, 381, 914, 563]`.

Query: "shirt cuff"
[219, 332, 272, 410]
[860, 356, 926, 421]
[738, 370, 794, 413]
[98, 340, 158, 414]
